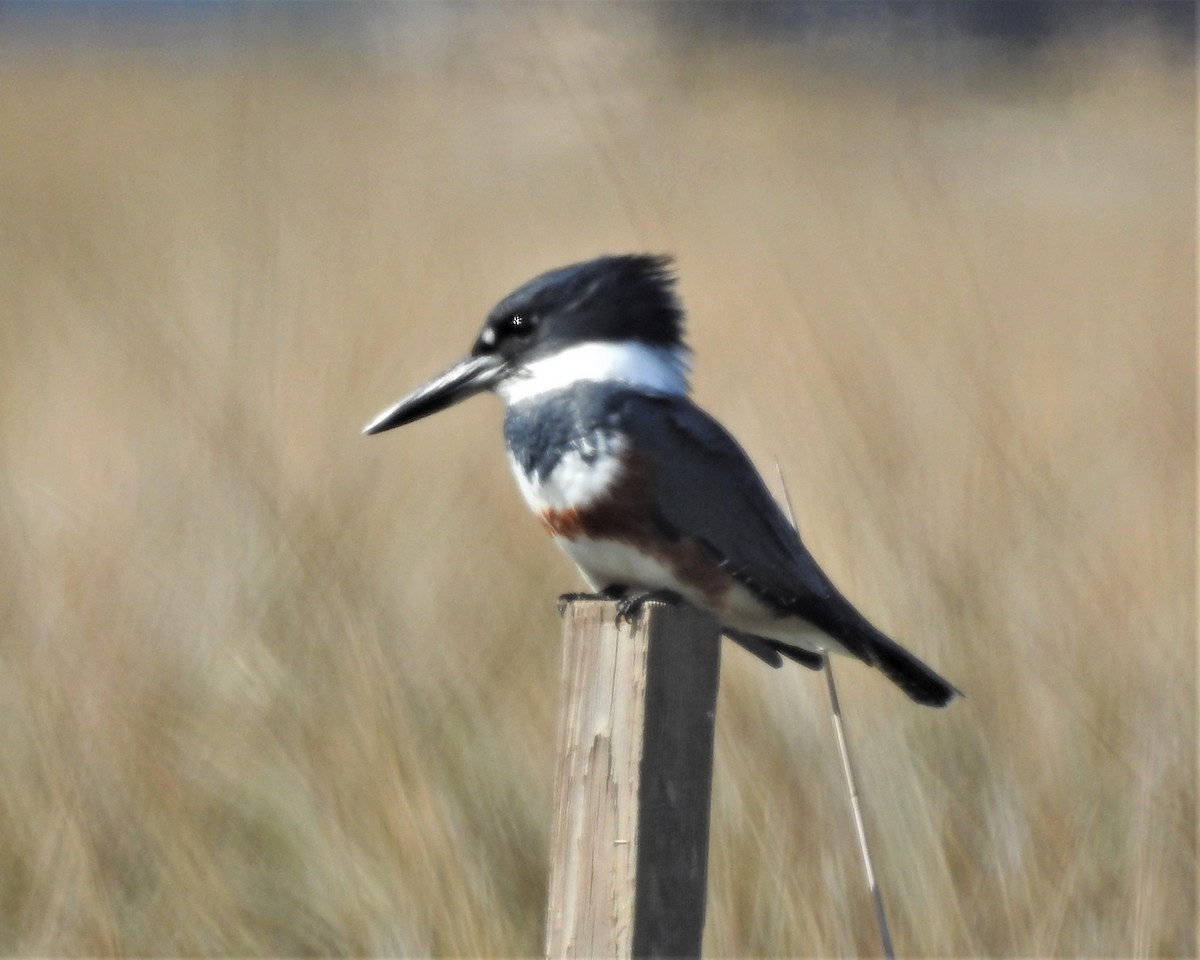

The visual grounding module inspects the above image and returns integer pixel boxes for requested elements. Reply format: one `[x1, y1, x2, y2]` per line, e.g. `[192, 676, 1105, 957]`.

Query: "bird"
[364, 254, 960, 707]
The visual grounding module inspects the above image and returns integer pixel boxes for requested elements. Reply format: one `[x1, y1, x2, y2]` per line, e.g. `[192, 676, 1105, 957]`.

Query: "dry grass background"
[0, 5, 1193, 956]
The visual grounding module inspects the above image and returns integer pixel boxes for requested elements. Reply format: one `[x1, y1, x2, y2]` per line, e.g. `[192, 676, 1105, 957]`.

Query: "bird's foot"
[557, 584, 628, 615]
[614, 589, 685, 625]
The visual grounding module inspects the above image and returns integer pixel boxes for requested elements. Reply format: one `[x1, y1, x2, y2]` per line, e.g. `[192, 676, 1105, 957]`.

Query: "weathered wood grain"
[545, 600, 721, 959]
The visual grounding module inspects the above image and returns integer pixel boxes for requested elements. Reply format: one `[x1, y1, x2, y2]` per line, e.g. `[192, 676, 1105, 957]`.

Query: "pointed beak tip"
[360, 415, 385, 436]
[361, 404, 405, 436]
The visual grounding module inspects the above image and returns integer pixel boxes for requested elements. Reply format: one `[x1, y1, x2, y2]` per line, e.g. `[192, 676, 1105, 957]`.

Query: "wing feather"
[612, 393, 960, 707]
[617, 393, 839, 607]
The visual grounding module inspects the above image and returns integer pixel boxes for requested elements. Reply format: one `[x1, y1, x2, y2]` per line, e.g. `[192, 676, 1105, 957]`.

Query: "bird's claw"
[557, 584, 629, 615]
[614, 589, 685, 625]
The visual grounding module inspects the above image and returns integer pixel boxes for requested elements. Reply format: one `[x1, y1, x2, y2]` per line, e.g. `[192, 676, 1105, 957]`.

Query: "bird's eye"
[507, 314, 535, 336]
[476, 313, 536, 355]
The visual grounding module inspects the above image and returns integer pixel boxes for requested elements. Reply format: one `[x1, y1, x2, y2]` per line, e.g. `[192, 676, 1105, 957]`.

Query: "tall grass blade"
[775, 461, 895, 960]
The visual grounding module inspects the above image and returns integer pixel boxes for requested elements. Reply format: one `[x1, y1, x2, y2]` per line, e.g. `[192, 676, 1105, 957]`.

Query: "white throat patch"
[496, 341, 690, 405]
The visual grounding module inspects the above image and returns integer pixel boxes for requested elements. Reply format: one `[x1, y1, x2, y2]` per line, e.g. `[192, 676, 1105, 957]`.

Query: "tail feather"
[782, 590, 962, 708]
[724, 628, 824, 671]
[726, 621, 958, 708]
[866, 631, 961, 708]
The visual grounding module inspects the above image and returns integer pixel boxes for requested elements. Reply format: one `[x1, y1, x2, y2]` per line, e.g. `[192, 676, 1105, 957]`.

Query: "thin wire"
[774, 461, 895, 960]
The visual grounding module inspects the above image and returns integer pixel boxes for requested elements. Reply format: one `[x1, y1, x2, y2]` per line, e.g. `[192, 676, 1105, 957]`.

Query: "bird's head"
[363, 253, 690, 435]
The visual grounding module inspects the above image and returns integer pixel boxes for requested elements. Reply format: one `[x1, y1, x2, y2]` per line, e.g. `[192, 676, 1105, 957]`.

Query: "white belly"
[556, 534, 688, 595]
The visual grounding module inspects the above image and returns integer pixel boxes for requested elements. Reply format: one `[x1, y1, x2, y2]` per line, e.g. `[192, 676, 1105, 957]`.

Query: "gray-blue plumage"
[504, 382, 626, 482]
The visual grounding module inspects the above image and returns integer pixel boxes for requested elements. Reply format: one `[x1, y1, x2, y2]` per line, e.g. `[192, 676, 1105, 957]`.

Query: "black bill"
[362, 353, 506, 435]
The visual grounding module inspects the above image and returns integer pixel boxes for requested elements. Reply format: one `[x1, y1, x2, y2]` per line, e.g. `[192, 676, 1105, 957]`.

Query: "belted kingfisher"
[364, 254, 959, 707]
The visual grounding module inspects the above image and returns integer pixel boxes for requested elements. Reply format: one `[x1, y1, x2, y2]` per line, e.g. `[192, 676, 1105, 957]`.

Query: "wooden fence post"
[545, 599, 721, 959]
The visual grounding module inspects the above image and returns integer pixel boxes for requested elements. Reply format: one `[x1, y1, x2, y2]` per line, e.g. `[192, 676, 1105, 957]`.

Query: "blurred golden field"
[0, 6, 1193, 956]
